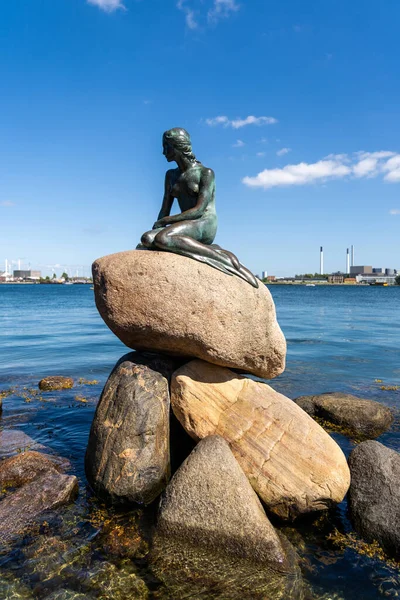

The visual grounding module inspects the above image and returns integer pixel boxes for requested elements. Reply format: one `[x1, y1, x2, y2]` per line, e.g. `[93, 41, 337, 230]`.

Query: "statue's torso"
[168, 165, 216, 215]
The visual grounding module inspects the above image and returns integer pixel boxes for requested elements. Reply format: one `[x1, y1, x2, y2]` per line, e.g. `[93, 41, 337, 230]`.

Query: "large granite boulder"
[92, 250, 286, 379]
[348, 441, 400, 558]
[294, 392, 393, 438]
[171, 360, 350, 520]
[85, 352, 177, 505]
[151, 435, 302, 598]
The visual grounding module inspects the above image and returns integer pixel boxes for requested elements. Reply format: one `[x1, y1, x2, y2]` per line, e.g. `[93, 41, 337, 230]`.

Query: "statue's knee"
[154, 230, 172, 249]
[141, 231, 154, 247]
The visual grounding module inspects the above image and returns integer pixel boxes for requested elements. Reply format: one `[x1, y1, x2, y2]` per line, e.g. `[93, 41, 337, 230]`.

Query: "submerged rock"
[348, 440, 400, 558]
[0, 471, 78, 544]
[92, 250, 286, 379]
[294, 392, 393, 438]
[171, 360, 350, 520]
[0, 451, 65, 488]
[152, 435, 302, 598]
[0, 429, 46, 458]
[85, 352, 176, 505]
[38, 376, 74, 391]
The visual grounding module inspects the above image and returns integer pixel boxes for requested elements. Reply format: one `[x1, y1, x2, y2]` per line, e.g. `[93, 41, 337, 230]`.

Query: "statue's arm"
[156, 168, 214, 226]
[156, 171, 174, 221]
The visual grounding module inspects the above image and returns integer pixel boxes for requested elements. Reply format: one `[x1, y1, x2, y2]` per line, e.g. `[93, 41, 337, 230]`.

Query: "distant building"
[13, 270, 41, 280]
[343, 278, 357, 285]
[328, 274, 345, 284]
[350, 266, 373, 275]
[356, 274, 397, 285]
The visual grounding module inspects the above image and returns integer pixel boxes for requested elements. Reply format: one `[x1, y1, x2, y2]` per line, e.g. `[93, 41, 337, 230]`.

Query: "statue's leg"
[211, 244, 241, 270]
[153, 222, 258, 288]
[138, 228, 164, 249]
[154, 222, 237, 270]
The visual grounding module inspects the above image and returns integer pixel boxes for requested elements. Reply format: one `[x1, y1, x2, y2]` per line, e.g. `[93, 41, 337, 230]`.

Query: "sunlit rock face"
[92, 250, 286, 380]
[171, 360, 351, 520]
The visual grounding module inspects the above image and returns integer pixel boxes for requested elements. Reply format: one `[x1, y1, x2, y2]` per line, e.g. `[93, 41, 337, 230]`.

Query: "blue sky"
[1, 0, 399, 277]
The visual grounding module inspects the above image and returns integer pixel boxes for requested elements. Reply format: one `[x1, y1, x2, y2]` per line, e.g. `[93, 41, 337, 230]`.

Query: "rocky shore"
[0, 249, 398, 599]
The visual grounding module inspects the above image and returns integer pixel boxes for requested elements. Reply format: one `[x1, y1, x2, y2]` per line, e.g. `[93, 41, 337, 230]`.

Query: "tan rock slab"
[92, 250, 286, 379]
[171, 360, 351, 520]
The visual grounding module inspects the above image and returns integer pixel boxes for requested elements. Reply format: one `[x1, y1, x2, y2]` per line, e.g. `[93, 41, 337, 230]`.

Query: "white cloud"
[208, 0, 240, 22]
[233, 139, 245, 147]
[353, 157, 379, 178]
[243, 150, 400, 189]
[389, 209, 400, 215]
[206, 115, 278, 128]
[257, 152, 266, 157]
[177, 0, 198, 28]
[383, 155, 400, 182]
[277, 147, 291, 156]
[0, 201, 15, 207]
[87, 0, 125, 12]
[243, 159, 351, 189]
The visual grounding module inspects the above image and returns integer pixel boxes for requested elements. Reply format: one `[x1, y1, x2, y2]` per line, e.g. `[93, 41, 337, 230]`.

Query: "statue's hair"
[163, 128, 198, 162]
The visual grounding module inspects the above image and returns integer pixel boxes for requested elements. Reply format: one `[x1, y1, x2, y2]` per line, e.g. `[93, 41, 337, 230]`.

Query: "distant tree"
[396, 274, 400, 286]
[52, 273, 57, 279]
[61, 272, 69, 281]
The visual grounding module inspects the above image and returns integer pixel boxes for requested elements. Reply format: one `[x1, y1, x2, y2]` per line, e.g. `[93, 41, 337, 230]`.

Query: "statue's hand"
[153, 217, 170, 229]
[152, 220, 164, 230]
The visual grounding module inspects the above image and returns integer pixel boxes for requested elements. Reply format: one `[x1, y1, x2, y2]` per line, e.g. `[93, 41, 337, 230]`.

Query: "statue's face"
[163, 141, 176, 162]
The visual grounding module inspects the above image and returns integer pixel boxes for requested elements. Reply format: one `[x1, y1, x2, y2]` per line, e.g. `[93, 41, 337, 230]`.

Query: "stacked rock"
[86, 249, 352, 591]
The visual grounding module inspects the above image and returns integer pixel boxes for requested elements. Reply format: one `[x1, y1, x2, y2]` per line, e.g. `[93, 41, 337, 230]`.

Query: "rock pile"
[86, 249, 358, 587]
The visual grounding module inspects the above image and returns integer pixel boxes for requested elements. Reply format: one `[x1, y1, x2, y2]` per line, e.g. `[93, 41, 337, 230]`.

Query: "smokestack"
[346, 248, 350, 274]
[320, 246, 324, 275]
[5, 258, 8, 276]
[351, 245, 354, 267]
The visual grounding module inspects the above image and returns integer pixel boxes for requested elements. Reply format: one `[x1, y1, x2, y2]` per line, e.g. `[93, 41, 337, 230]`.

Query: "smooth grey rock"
[0, 471, 78, 544]
[348, 440, 400, 558]
[152, 435, 302, 598]
[85, 352, 176, 505]
[157, 435, 292, 566]
[294, 392, 393, 438]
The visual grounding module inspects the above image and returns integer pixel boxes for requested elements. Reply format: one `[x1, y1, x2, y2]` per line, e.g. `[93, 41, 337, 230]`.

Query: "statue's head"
[162, 128, 196, 163]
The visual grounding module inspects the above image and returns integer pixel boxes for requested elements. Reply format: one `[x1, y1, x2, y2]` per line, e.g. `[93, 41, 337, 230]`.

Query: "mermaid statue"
[138, 128, 258, 288]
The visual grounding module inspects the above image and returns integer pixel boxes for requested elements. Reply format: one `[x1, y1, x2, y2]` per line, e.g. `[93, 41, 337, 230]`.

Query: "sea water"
[0, 283, 399, 599]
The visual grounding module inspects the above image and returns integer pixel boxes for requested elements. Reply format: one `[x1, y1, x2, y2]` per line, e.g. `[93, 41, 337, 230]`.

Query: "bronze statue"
[138, 128, 258, 288]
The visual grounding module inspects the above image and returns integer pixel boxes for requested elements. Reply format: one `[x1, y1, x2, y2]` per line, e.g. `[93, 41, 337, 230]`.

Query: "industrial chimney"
[320, 246, 324, 275]
[351, 245, 355, 267]
[346, 248, 350, 274]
